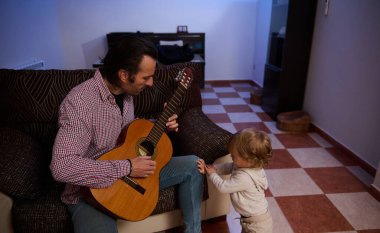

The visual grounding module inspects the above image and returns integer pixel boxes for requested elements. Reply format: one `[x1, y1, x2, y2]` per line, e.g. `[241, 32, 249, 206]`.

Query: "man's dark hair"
[101, 36, 158, 86]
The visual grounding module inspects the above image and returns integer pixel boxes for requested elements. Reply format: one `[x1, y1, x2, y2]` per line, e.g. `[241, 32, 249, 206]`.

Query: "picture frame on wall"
[177, 25, 188, 34]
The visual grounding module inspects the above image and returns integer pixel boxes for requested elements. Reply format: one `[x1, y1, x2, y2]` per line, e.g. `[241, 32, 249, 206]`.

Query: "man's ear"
[118, 69, 128, 83]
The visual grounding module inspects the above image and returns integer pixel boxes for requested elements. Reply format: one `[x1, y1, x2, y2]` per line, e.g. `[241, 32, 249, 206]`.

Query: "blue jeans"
[67, 155, 203, 233]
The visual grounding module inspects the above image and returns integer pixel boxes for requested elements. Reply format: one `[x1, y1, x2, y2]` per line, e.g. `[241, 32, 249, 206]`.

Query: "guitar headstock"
[175, 67, 193, 90]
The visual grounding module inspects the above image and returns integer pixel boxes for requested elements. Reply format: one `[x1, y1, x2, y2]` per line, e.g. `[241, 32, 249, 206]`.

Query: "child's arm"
[197, 159, 233, 175]
[209, 170, 252, 194]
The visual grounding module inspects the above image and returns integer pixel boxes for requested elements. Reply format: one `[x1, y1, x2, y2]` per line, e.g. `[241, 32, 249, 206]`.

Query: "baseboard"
[369, 184, 380, 202]
[309, 124, 376, 176]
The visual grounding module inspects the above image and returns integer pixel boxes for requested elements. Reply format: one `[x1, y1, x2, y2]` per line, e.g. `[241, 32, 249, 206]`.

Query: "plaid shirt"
[50, 70, 135, 205]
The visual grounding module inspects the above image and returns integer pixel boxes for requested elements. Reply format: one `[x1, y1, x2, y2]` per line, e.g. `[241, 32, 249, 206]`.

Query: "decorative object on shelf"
[177, 25, 188, 34]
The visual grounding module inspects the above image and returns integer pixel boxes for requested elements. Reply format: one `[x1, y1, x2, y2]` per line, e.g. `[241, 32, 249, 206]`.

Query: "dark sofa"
[0, 62, 232, 233]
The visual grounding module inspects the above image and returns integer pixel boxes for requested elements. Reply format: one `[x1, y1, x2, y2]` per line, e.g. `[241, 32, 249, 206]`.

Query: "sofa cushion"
[0, 128, 44, 199]
[173, 107, 232, 164]
[12, 181, 72, 233]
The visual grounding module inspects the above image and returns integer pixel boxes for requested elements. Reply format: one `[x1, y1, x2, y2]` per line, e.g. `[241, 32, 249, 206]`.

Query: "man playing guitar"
[50, 36, 203, 233]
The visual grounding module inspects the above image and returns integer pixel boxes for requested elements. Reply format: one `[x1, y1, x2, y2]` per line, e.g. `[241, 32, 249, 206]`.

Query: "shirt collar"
[94, 69, 114, 102]
[94, 69, 133, 104]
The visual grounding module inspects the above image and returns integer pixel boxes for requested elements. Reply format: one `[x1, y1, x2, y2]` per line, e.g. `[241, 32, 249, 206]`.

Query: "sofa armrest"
[172, 107, 232, 164]
[0, 128, 45, 199]
[0, 191, 13, 233]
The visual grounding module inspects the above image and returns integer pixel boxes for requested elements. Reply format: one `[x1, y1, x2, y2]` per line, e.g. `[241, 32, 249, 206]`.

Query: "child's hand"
[205, 164, 216, 174]
[197, 159, 206, 174]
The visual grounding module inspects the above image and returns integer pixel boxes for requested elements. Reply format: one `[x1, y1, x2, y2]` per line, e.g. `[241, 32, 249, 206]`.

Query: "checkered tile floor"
[201, 81, 380, 233]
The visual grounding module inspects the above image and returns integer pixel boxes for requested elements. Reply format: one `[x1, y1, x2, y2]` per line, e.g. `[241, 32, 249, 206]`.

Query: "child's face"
[230, 144, 252, 168]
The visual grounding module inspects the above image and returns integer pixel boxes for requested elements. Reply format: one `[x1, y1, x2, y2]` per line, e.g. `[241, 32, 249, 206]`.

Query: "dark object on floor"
[277, 111, 311, 132]
[250, 86, 263, 105]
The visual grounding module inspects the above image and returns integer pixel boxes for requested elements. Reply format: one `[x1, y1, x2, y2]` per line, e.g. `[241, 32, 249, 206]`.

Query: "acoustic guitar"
[89, 67, 193, 221]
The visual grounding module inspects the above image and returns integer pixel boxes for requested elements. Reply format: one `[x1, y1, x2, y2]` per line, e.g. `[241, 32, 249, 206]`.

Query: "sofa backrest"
[0, 69, 95, 145]
[0, 62, 202, 146]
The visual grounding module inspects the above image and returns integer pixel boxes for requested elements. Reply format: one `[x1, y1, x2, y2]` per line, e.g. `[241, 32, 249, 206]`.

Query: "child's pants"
[240, 210, 273, 233]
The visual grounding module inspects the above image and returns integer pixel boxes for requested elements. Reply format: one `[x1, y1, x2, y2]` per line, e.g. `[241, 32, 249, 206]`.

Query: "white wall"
[252, 0, 272, 86]
[0, 0, 64, 69]
[304, 0, 380, 171]
[57, 0, 258, 81]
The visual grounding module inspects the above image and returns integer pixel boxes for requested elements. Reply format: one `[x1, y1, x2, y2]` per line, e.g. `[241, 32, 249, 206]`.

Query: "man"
[50, 36, 203, 233]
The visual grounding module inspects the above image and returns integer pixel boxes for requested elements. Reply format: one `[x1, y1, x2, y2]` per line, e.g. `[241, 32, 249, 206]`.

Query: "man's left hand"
[166, 114, 179, 132]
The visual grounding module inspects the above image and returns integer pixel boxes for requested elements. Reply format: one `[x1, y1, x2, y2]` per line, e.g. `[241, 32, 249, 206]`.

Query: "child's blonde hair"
[228, 128, 272, 168]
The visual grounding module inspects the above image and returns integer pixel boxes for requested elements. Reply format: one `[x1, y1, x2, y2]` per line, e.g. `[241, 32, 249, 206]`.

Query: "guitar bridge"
[122, 176, 146, 195]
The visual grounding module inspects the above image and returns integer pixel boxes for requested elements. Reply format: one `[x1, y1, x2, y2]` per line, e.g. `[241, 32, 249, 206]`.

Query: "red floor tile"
[305, 167, 368, 193]
[201, 87, 214, 92]
[216, 92, 240, 98]
[266, 149, 301, 169]
[205, 113, 231, 123]
[224, 105, 253, 113]
[276, 195, 354, 233]
[202, 99, 221, 105]
[326, 147, 360, 166]
[256, 112, 273, 122]
[234, 86, 254, 92]
[275, 133, 321, 148]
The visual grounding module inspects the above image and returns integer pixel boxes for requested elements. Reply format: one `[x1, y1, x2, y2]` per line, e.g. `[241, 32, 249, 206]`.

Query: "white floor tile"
[249, 104, 264, 112]
[268, 197, 294, 233]
[219, 98, 246, 105]
[287, 148, 343, 168]
[202, 105, 226, 114]
[264, 121, 286, 134]
[237, 91, 250, 98]
[327, 192, 380, 230]
[228, 112, 261, 123]
[213, 87, 236, 93]
[216, 123, 237, 133]
[266, 168, 323, 197]
[226, 205, 242, 233]
[268, 134, 285, 149]
[201, 92, 218, 99]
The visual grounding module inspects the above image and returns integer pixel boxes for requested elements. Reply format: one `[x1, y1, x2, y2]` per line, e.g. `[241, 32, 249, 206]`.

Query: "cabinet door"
[261, 64, 282, 119]
[261, 0, 317, 119]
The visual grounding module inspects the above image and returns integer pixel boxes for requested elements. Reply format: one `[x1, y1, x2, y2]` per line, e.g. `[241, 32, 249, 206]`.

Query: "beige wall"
[304, 0, 380, 186]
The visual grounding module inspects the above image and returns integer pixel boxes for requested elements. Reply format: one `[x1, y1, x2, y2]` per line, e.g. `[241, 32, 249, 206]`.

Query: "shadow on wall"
[81, 36, 108, 69]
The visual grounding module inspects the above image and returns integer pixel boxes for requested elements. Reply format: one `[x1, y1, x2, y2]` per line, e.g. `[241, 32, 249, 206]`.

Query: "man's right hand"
[129, 156, 156, 178]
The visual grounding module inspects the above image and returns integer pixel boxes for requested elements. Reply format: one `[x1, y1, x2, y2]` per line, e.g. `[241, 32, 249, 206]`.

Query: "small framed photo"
[177, 25, 188, 33]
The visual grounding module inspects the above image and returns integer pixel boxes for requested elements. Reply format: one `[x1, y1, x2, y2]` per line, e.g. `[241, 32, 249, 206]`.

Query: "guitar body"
[90, 118, 172, 221]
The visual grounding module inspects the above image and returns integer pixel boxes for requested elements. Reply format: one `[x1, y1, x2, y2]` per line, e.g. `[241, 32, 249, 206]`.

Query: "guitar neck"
[146, 83, 187, 146]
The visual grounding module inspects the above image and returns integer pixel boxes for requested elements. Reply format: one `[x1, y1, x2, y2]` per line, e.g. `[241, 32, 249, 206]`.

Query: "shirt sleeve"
[214, 162, 234, 175]
[209, 170, 252, 194]
[50, 98, 130, 189]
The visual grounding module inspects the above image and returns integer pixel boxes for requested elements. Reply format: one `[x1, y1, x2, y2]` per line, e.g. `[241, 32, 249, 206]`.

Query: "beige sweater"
[209, 163, 269, 217]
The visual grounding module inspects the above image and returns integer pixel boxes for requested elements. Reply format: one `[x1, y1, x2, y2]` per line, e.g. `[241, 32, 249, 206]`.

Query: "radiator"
[14, 60, 45, 70]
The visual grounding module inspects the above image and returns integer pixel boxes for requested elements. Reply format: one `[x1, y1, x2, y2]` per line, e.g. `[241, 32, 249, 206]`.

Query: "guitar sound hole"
[139, 140, 155, 156]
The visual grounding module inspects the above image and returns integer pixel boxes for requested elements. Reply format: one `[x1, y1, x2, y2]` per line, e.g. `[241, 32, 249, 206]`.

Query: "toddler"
[197, 128, 273, 233]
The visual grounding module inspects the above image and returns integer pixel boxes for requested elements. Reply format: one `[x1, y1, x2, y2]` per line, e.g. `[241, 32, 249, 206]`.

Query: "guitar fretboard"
[146, 83, 188, 146]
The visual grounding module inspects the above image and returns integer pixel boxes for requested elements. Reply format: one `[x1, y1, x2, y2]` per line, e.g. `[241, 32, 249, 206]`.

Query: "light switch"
[324, 0, 330, 16]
